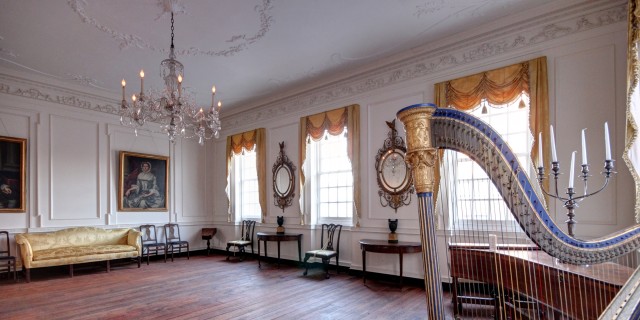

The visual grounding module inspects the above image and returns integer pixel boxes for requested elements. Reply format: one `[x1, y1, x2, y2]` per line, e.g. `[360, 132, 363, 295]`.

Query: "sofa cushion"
[33, 245, 137, 261]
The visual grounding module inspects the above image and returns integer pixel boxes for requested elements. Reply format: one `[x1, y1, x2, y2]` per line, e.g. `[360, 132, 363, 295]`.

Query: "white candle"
[569, 151, 576, 188]
[550, 125, 558, 162]
[121, 79, 126, 100]
[538, 132, 543, 168]
[217, 101, 222, 112]
[581, 128, 588, 165]
[605, 122, 611, 160]
[139, 70, 145, 93]
[177, 75, 183, 98]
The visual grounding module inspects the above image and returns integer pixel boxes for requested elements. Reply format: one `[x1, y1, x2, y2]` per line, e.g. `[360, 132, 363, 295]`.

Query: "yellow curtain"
[225, 128, 267, 223]
[299, 104, 361, 226]
[434, 57, 549, 207]
[625, 0, 640, 222]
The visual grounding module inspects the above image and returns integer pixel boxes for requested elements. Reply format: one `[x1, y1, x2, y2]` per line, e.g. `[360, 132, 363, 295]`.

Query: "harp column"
[397, 103, 444, 320]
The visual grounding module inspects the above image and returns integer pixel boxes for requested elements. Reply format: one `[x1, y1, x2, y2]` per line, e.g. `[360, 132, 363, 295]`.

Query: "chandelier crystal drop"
[119, 12, 221, 145]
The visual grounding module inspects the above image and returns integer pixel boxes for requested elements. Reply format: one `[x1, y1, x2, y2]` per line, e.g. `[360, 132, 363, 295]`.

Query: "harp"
[397, 104, 640, 319]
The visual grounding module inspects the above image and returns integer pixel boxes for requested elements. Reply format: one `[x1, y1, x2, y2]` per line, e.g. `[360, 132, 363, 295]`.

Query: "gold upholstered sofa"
[15, 227, 142, 282]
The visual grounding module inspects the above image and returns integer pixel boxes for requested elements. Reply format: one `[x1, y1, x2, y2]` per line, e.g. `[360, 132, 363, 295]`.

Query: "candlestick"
[177, 75, 182, 98]
[538, 132, 543, 168]
[605, 122, 611, 160]
[568, 151, 576, 188]
[550, 125, 558, 162]
[581, 128, 587, 165]
[217, 101, 222, 112]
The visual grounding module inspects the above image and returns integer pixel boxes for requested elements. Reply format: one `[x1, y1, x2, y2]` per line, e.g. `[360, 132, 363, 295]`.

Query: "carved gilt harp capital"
[397, 104, 437, 194]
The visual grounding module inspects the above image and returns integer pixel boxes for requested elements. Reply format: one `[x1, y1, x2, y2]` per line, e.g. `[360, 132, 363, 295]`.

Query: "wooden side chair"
[164, 223, 189, 261]
[226, 220, 256, 261]
[0, 231, 17, 281]
[139, 225, 167, 265]
[303, 224, 342, 279]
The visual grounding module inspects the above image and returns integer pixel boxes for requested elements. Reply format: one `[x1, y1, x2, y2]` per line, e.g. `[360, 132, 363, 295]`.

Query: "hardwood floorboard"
[0, 253, 491, 319]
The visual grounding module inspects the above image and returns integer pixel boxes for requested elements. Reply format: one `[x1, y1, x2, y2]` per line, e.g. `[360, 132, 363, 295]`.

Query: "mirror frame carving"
[273, 141, 296, 212]
[375, 119, 414, 212]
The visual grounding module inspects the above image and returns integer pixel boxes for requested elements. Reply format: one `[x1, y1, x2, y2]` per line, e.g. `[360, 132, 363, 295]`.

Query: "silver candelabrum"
[536, 125, 616, 238]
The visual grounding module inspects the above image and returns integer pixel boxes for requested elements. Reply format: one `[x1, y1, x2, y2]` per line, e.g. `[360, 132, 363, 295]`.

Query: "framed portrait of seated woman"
[119, 151, 169, 212]
[0, 136, 26, 213]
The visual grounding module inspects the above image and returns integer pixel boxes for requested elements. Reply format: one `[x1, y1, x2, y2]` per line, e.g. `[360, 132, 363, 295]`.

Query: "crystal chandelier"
[119, 12, 221, 145]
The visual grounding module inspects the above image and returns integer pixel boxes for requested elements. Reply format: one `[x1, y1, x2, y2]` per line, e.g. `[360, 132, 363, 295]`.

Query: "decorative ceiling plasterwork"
[0, 1, 626, 129]
[67, 0, 274, 57]
[224, 1, 625, 128]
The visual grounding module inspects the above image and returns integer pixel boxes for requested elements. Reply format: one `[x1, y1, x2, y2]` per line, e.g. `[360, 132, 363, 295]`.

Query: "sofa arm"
[15, 234, 33, 269]
[127, 229, 142, 255]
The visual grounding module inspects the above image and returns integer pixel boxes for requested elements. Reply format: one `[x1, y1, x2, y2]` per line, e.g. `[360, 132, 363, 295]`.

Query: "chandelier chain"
[170, 12, 175, 49]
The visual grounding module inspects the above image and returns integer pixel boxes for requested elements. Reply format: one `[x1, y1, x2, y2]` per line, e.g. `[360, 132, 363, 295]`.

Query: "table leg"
[399, 252, 404, 287]
[362, 249, 367, 284]
[206, 239, 211, 256]
[277, 240, 282, 267]
[265, 241, 269, 262]
[258, 239, 262, 268]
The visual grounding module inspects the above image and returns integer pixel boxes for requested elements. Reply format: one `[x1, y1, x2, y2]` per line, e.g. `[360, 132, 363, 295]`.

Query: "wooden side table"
[359, 239, 422, 287]
[256, 232, 302, 268]
[201, 228, 217, 256]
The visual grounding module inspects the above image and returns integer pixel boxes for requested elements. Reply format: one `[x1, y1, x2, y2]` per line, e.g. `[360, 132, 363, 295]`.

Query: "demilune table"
[256, 232, 302, 268]
[359, 239, 422, 287]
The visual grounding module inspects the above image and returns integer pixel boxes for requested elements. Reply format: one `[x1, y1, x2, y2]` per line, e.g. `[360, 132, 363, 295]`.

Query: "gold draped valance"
[435, 57, 550, 208]
[225, 128, 267, 223]
[444, 63, 530, 111]
[299, 104, 361, 226]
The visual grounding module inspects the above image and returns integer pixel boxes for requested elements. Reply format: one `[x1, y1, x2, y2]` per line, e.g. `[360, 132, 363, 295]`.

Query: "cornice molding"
[0, 1, 626, 131]
[224, 0, 625, 127]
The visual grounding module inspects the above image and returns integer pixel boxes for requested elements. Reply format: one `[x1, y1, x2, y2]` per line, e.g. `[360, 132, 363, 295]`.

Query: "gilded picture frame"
[0, 136, 26, 213]
[119, 151, 169, 212]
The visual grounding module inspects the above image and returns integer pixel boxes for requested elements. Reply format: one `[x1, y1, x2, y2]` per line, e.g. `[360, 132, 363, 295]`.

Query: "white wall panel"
[49, 115, 100, 221]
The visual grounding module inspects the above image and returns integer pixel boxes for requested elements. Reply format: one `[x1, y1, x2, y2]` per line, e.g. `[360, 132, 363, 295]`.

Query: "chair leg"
[303, 255, 310, 276]
[336, 255, 339, 275]
[187, 244, 190, 260]
[226, 244, 231, 260]
[163, 247, 167, 263]
[323, 258, 330, 279]
[137, 256, 141, 268]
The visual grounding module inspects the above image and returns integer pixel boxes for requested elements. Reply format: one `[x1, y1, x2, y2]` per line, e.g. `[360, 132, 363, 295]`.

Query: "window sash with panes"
[310, 131, 353, 223]
[233, 148, 261, 221]
[446, 96, 532, 230]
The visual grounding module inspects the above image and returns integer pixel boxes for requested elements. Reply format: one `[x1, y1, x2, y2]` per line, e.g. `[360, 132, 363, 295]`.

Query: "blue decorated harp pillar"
[397, 103, 444, 320]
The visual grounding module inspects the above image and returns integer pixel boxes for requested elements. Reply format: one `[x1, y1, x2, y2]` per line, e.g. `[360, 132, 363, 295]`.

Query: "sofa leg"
[24, 267, 30, 283]
[106, 260, 110, 273]
[69, 264, 74, 277]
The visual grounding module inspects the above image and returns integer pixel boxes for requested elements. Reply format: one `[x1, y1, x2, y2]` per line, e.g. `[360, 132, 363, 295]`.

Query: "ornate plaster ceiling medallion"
[66, 0, 274, 57]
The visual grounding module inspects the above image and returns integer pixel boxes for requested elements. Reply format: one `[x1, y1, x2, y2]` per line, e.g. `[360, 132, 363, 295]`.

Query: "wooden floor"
[0, 253, 493, 319]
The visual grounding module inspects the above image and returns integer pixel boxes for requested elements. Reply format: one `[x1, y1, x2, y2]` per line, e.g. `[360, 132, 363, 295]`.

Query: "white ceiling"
[0, 0, 556, 112]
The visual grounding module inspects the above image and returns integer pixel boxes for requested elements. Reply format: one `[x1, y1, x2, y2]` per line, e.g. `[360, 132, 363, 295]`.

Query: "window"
[444, 96, 533, 230]
[299, 104, 360, 226]
[309, 132, 353, 223]
[232, 148, 261, 221]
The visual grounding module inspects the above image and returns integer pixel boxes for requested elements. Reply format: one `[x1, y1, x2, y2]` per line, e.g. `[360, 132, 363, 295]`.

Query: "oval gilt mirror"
[273, 141, 296, 212]
[375, 119, 414, 212]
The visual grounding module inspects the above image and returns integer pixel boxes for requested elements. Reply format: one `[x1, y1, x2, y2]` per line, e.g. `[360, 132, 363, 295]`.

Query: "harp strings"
[438, 123, 635, 319]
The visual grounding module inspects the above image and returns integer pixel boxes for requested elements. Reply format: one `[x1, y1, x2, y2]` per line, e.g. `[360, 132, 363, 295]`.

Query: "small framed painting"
[0, 136, 26, 213]
[119, 151, 169, 211]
